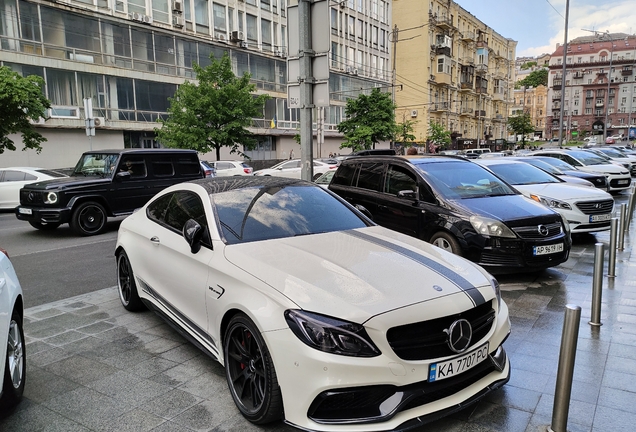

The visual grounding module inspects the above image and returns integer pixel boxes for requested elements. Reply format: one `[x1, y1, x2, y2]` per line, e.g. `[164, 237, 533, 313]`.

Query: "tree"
[507, 113, 535, 146]
[520, 61, 537, 70]
[337, 88, 397, 152]
[426, 121, 451, 152]
[395, 112, 417, 147]
[0, 66, 51, 154]
[156, 53, 268, 160]
[516, 69, 548, 89]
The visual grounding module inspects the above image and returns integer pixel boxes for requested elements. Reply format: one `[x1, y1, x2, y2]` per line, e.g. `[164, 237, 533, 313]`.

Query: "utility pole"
[603, 31, 615, 141]
[298, 0, 314, 181]
[391, 24, 398, 149]
[557, 0, 570, 147]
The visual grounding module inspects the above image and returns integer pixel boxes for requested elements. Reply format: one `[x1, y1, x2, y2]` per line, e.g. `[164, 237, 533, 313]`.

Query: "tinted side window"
[356, 162, 384, 192]
[153, 160, 175, 177]
[331, 163, 357, 186]
[177, 157, 201, 175]
[165, 191, 208, 233]
[147, 193, 173, 223]
[385, 165, 417, 195]
[3, 170, 27, 181]
[120, 158, 147, 178]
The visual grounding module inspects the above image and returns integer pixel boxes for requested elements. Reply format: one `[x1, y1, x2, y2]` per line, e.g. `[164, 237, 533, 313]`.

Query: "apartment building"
[547, 33, 636, 141]
[0, 0, 392, 168]
[510, 85, 547, 139]
[392, 0, 516, 149]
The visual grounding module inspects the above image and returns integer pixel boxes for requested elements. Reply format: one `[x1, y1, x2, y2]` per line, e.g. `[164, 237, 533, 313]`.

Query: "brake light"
[329, 166, 338, 169]
[244, 168, 252, 174]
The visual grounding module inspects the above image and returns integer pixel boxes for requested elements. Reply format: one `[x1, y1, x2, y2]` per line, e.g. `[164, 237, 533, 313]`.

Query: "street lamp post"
[603, 31, 615, 141]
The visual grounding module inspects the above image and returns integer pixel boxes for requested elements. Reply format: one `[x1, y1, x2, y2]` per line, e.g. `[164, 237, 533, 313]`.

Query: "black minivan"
[15, 149, 203, 236]
[328, 155, 571, 273]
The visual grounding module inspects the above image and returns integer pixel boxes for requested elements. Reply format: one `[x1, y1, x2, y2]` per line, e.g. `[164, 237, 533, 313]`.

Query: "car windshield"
[567, 151, 609, 166]
[484, 162, 561, 185]
[212, 184, 368, 244]
[72, 154, 119, 177]
[598, 148, 626, 158]
[522, 159, 562, 175]
[315, 170, 335, 184]
[414, 161, 516, 199]
[536, 157, 576, 171]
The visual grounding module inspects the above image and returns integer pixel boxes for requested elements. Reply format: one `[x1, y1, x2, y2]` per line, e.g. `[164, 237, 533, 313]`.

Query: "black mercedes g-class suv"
[15, 149, 203, 236]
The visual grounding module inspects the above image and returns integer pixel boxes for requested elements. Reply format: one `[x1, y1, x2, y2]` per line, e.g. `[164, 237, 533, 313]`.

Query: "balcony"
[459, 81, 473, 91]
[460, 107, 474, 115]
[460, 56, 474, 65]
[595, 101, 604, 107]
[552, 94, 562, 101]
[431, 102, 450, 112]
[622, 67, 633, 76]
[461, 31, 475, 41]
[475, 64, 488, 75]
[573, 72, 584, 79]
[436, 46, 451, 57]
[476, 39, 488, 48]
[435, 14, 455, 30]
[553, 83, 562, 91]
[493, 90, 504, 101]
[474, 110, 486, 117]
[433, 72, 452, 86]
[475, 86, 488, 94]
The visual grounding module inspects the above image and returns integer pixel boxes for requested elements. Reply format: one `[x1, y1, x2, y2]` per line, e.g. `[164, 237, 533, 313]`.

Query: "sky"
[457, 0, 636, 57]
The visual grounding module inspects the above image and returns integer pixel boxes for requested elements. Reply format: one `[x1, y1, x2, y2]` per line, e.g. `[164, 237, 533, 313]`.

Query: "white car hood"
[223, 226, 492, 323]
[580, 163, 629, 175]
[512, 182, 612, 201]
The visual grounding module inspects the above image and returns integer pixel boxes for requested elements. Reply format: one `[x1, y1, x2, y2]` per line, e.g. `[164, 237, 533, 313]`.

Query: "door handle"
[150, 236, 160, 244]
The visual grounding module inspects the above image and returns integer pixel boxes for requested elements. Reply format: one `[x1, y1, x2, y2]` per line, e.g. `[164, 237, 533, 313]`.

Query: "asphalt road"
[0, 211, 125, 308]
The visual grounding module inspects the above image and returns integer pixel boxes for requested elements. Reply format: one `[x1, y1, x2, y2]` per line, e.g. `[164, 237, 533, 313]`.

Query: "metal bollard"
[590, 243, 604, 327]
[608, 218, 618, 278]
[618, 203, 627, 250]
[626, 187, 636, 231]
[549, 304, 581, 432]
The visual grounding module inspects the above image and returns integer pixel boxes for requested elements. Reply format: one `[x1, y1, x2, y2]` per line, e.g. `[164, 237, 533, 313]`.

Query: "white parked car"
[209, 160, 253, 176]
[253, 158, 336, 180]
[0, 248, 26, 408]
[0, 167, 67, 210]
[586, 147, 636, 176]
[478, 159, 614, 234]
[115, 177, 510, 431]
[532, 149, 631, 193]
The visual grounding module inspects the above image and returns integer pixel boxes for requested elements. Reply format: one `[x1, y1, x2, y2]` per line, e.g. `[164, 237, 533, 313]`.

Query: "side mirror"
[115, 171, 131, 181]
[183, 219, 204, 254]
[354, 204, 373, 221]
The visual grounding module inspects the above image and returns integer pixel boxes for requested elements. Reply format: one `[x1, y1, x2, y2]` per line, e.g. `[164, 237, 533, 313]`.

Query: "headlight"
[284, 310, 381, 357]
[45, 192, 58, 204]
[469, 215, 516, 238]
[560, 213, 571, 236]
[490, 276, 501, 310]
[529, 194, 572, 210]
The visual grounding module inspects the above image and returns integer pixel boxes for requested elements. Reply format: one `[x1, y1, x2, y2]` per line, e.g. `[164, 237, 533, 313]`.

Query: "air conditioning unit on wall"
[93, 117, 105, 127]
[173, 15, 184, 28]
[172, 0, 183, 12]
[411, 109, 418, 118]
[231, 30, 244, 42]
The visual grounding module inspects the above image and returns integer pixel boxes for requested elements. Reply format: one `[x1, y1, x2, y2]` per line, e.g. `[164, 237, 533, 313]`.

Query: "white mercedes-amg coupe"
[115, 176, 510, 431]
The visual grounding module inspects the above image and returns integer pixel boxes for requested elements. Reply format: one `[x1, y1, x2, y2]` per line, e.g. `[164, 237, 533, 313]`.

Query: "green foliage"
[507, 113, 534, 145]
[426, 121, 451, 149]
[520, 61, 537, 70]
[396, 113, 417, 145]
[337, 88, 397, 152]
[156, 53, 269, 160]
[0, 66, 51, 154]
[517, 69, 548, 89]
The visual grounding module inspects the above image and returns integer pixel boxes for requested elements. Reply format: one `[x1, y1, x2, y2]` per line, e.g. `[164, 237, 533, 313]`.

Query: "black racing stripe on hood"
[345, 230, 486, 307]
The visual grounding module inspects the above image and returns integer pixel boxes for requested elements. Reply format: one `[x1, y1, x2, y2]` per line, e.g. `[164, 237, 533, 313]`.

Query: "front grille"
[479, 253, 522, 266]
[576, 199, 614, 215]
[512, 222, 562, 240]
[610, 178, 631, 188]
[20, 189, 43, 205]
[386, 301, 495, 361]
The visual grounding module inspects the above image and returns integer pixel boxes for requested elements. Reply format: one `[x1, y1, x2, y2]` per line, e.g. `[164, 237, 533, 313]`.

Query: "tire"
[430, 231, 462, 256]
[224, 313, 283, 425]
[117, 251, 145, 312]
[71, 201, 107, 236]
[1, 309, 26, 408]
[28, 221, 60, 230]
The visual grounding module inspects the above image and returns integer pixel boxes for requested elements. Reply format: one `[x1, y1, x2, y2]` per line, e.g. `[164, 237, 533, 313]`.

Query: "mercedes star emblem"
[446, 319, 473, 353]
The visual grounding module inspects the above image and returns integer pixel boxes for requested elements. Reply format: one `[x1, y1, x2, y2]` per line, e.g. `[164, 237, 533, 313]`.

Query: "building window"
[213, 3, 226, 33]
[261, 18, 271, 50]
[194, 0, 209, 33]
[246, 14, 257, 42]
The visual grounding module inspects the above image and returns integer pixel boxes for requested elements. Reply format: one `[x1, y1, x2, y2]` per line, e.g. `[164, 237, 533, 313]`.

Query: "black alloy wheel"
[71, 201, 107, 236]
[224, 314, 283, 424]
[117, 251, 144, 312]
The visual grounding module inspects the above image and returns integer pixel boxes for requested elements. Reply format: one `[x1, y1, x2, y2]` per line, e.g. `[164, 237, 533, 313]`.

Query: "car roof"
[191, 176, 310, 194]
[341, 155, 469, 165]
[83, 149, 198, 155]
[475, 158, 525, 166]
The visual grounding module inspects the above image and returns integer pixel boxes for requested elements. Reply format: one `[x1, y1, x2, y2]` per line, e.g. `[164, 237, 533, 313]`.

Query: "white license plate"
[428, 342, 489, 382]
[533, 243, 564, 256]
[590, 213, 611, 223]
[18, 207, 32, 215]
[618, 179, 629, 184]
